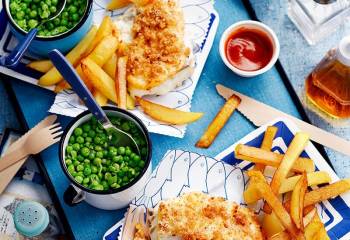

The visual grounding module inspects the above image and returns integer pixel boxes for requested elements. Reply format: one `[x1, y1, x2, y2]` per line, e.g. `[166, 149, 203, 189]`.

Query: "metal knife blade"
[216, 84, 350, 157]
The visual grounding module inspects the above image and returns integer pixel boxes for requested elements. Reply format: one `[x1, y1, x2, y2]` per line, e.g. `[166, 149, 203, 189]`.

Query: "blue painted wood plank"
[0, 79, 20, 133]
[5, 0, 303, 239]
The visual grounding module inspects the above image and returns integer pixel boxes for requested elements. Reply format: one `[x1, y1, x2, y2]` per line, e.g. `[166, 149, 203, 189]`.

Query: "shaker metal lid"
[337, 36, 350, 66]
[13, 201, 49, 237]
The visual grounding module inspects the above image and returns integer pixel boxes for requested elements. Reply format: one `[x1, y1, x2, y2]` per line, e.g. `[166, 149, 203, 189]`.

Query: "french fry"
[262, 212, 285, 238]
[304, 214, 323, 240]
[81, 58, 117, 103]
[250, 171, 303, 238]
[54, 80, 70, 93]
[130, 0, 150, 6]
[279, 171, 331, 194]
[76, 64, 94, 91]
[85, 16, 114, 55]
[284, 179, 350, 210]
[27, 60, 52, 73]
[93, 90, 108, 106]
[270, 133, 309, 196]
[235, 144, 315, 173]
[126, 93, 135, 110]
[103, 53, 118, 79]
[268, 231, 291, 240]
[196, 95, 241, 148]
[254, 126, 278, 172]
[290, 172, 308, 230]
[304, 179, 350, 207]
[303, 208, 317, 227]
[38, 26, 98, 86]
[118, 41, 129, 56]
[243, 181, 261, 204]
[136, 97, 203, 125]
[116, 56, 128, 109]
[107, 0, 131, 10]
[87, 35, 119, 67]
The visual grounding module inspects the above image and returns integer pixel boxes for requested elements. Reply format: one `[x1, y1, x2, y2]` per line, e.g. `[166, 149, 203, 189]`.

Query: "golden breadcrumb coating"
[127, 0, 190, 90]
[134, 223, 150, 240]
[151, 192, 264, 240]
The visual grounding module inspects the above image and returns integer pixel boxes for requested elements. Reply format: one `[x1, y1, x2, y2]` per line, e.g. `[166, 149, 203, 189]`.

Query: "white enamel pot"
[59, 106, 152, 210]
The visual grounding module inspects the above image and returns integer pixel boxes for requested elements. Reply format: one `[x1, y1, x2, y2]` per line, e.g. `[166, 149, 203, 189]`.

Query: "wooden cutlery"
[0, 115, 60, 194]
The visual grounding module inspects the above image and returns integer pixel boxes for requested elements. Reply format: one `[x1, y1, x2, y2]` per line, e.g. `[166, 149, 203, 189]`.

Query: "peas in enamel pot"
[9, 0, 88, 36]
[64, 116, 148, 192]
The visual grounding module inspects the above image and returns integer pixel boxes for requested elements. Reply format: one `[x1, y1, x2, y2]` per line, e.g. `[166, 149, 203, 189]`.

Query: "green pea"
[76, 136, 84, 144]
[61, 18, 68, 26]
[93, 158, 102, 166]
[66, 145, 73, 153]
[121, 122, 130, 132]
[16, 11, 25, 20]
[73, 143, 80, 151]
[29, 10, 37, 18]
[70, 150, 77, 159]
[88, 152, 96, 160]
[118, 147, 126, 155]
[75, 176, 83, 184]
[77, 155, 84, 162]
[139, 161, 145, 168]
[111, 183, 120, 189]
[108, 176, 117, 185]
[101, 159, 107, 165]
[91, 165, 98, 174]
[88, 130, 96, 138]
[80, 147, 90, 157]
[102, 181, 109, 190]
[52, 0, 58, 4]
[84, 167, 91, 176]
[133, 155, 141, 162]
[76, 164, 84, 172]
[65, 159, 72, 166]
[93, 184, 104, 191]
[74, 127, 83, 136]
[94, 137, 101, 144]
[72, 13, 79, 22]
[73, 161, 79, 167]
[125, 149, 132, 156]
[49, 6, 56, 13]
[83, 177, 90, 184]
[53, 18, 60, 26]
[76, 171, 84, 177]
[67, 165, 75, 173]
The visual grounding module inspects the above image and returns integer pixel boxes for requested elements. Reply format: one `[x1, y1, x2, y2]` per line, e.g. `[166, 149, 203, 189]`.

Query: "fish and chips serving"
[26, 0, 201, 126]
[114, 120, 350, 240]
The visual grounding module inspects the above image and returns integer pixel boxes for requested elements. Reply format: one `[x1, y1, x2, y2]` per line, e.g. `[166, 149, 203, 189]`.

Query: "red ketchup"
[225, 28, 274, 71]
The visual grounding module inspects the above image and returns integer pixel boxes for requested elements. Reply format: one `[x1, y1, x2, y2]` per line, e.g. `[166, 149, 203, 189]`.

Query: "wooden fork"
[0, 123, 62, 172]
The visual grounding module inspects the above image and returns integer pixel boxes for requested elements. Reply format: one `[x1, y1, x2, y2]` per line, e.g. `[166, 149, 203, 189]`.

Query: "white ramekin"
[219, 20, 280, 77]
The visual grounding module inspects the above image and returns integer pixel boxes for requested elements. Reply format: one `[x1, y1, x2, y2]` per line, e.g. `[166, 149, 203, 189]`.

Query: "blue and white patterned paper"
[0, 0, 219, 138]
[104, 118, 350, 240]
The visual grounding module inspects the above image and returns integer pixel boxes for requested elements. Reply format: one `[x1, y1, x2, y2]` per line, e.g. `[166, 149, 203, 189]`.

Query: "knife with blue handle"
[216, 84, 350, 157]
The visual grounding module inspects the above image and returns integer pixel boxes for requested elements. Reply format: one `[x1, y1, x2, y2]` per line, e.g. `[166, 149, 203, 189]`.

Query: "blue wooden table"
[0, 0, 343, 239]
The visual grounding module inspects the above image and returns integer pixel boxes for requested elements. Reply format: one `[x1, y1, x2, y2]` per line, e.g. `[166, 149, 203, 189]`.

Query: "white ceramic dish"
[104, 117, 350, 240]
[219, 20, 280, 77]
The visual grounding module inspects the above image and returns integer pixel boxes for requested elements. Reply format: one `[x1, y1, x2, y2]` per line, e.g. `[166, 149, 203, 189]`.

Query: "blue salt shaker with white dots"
[13, 201, 50, 238]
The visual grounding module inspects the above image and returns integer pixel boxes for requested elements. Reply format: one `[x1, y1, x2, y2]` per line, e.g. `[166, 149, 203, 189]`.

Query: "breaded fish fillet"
[127, 0, 192, 96]
[148, 192, 264, 240]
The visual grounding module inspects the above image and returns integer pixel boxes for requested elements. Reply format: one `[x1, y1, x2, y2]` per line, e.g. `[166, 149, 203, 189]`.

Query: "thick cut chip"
[38, 26, 98, 86]
[27, 60, 52, 73]
[290, 172, 308, 230]
[136, 97, 203, 125]
[93, 90, 108, 106]
[279, 171, 331, 194]
[107, 0, 131, 10]
[81, 58, 117, 103]
[116, 56, 128, 109]
[196, 95, 241, 148]
[254, 126, 278, 172]
[103, 54, 118, 79]
[235, 144, 315, 173]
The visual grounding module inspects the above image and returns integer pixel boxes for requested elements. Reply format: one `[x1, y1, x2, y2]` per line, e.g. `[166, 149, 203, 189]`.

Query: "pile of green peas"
[9, 0, 87, 36]
[65, 116, 148, 191]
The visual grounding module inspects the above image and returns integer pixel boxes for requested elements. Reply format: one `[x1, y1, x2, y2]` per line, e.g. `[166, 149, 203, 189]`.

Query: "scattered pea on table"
[65, 116, 148, 191]
[9, 0, 87, 36]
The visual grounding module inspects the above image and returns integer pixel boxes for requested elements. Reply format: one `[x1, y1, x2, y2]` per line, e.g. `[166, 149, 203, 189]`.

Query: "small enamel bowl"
[2, 0, 93, 57]
[219, 20, 280, 77]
